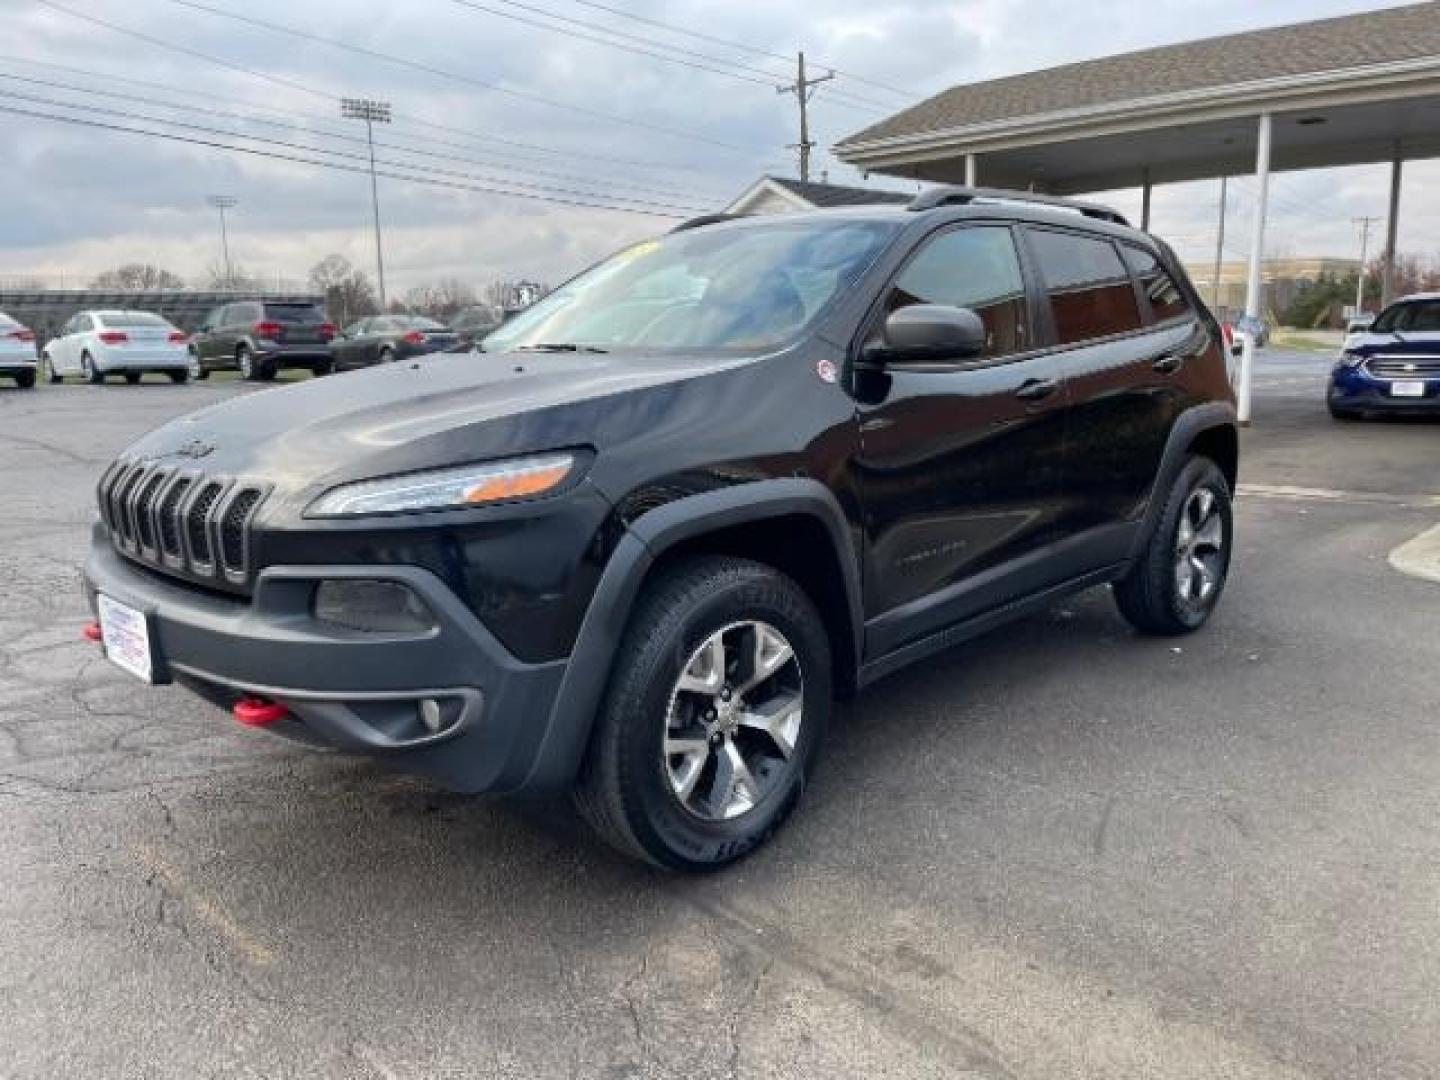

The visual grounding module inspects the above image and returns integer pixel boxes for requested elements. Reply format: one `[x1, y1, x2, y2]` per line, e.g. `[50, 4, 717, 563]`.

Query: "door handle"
[1015, 378, 1058, 402]
[1152, 354, 1184, 375]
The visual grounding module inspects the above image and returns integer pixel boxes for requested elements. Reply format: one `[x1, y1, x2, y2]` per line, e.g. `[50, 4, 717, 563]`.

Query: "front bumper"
[1329, 370, 1440, 412]
[83, 530, 567, 793]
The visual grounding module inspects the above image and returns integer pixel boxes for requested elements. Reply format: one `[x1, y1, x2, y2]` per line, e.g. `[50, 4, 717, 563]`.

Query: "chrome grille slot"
[95, 460, 267, 590]
[186, 482, 225, 568]
[1366, 355, 1440, 379]
[132, 470, 168, 553]
[157, 477, 192, 558]
[219, 489, 262, 575]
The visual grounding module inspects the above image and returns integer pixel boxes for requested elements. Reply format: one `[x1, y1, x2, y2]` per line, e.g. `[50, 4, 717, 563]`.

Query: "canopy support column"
[1140, 168, 1152, 230]
[964, 153, 977, 187]
[1238, 112, 1271, 426]
[1382, 145, 1403, 305]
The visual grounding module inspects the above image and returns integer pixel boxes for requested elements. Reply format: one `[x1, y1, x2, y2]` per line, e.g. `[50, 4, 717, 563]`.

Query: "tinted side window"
[1027, 229, 1142, 346]
[887, 226, 1029, 359]
[1123, 247, 1192, 323]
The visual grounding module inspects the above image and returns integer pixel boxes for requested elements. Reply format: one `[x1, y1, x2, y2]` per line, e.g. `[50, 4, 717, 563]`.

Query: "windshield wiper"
[514, 342, 609, 354]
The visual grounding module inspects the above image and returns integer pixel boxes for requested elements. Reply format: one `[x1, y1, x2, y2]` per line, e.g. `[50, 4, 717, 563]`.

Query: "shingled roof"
[838, 2, 1440, 150]
[765, 176, 912, 208]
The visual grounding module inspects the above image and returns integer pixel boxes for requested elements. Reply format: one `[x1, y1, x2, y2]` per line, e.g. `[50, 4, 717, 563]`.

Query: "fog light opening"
[419, 697, 443, 734]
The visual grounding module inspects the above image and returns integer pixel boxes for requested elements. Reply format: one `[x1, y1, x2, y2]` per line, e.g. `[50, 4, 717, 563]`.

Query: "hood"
[119, 349, 752, 505]
[1348, 330, 1440, 355]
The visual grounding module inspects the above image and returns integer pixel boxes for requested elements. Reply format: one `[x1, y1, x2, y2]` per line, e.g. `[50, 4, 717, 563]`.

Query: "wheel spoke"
[1175, 555, 1195, 599]
[738, 693, 802, 759]
[1176, 515, 1195, 549]
[735, 624, 794, 694]
[1194, 516, 1223, 552]
[665, 737, 709, 803]
[677, 633, 726, 694]
[1194, 488, 1215, 522]
[713, 740, 759, 818]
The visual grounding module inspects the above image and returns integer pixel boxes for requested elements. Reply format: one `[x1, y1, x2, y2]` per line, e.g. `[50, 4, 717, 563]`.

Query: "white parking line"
[1389, 525, 1440, 584]
[1238, 483, 1440, 508]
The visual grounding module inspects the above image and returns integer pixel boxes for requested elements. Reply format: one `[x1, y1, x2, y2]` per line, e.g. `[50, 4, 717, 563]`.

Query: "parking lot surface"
[1, 350, 1437, 1079]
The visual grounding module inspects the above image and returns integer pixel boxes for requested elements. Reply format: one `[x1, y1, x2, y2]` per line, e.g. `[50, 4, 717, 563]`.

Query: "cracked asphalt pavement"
[1, 351, 1437, 1078]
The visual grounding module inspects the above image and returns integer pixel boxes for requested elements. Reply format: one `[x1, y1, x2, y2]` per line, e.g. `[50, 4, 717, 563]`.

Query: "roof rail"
[908, 185, 1130, 227]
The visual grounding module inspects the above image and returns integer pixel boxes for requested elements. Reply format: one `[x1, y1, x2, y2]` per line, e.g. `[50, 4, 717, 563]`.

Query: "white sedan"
[43, 310, 191, 385]
[0, 310, 38, 389]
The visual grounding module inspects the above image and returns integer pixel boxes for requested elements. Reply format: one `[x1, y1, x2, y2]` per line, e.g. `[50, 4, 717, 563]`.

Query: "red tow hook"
[232, 696, 290, 727]
[82, 620, 103, 643]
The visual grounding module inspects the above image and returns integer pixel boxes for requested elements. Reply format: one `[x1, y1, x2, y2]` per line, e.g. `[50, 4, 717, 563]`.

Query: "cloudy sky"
[2, 0, 1435, 294]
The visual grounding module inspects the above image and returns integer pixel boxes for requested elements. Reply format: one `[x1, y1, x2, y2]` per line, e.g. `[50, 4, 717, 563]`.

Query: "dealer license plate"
[1391, 380, 1425, 398]
[96, 594, 154, 683]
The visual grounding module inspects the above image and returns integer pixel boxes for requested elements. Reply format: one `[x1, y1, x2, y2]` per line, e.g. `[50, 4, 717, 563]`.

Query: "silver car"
[43, 310, 190, 385]
[0, 310, 38, 389]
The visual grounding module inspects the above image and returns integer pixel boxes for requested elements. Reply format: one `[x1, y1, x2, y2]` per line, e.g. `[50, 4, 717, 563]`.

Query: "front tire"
[575, 556, 831, 871]
[1114, 456, 1233, 636]
[238, 345, 257, 381]
[1328, 401, 1361, 421]
[188, 351, 208, 380]
[43, 354, 61, 384]
[124, 372, 141, 385]
[81, 352, 103, 385]
[168, 369, 189, 384]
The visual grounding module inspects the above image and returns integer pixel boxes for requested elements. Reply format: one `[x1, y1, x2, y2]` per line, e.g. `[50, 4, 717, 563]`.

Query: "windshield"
[1371, 299, 1440, 333]
[401, 316, 448, 330]
[483, 218, 900, 354]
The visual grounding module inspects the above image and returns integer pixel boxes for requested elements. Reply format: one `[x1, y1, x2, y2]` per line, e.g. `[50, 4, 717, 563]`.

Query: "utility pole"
[341, 97, 392, 310]
[1352, 215, 1381, 315]
[1211, 176, 1227, 312]
[777, 52, 833, 183]
[206, 194, 237, 289]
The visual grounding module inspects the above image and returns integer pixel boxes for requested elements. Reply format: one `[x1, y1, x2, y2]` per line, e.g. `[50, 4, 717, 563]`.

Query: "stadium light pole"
[206, 194, 237, 289]
[341, 97, 392, 310]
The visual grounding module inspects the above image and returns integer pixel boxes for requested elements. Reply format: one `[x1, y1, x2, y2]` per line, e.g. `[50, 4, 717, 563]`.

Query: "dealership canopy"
[835, 1, 1440, 420]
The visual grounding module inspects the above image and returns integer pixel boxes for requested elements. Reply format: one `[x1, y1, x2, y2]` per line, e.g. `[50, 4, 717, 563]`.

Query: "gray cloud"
[1, 0, 1433, 292]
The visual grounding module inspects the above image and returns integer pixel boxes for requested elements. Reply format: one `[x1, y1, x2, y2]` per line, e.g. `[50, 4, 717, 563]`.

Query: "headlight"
[307, 452, 575, 517]
[1337, 350, 1365, 369]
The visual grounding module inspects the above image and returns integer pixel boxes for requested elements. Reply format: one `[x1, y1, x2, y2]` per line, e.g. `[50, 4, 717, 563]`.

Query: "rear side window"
[1026, 229, 1143, 346]
[1123, 247, 1192, 323]
[100, 312, 168, 328]
[886, 226, 1030, 359]
[264, 303, 326, 324]
[1373, 299, 1440, 332]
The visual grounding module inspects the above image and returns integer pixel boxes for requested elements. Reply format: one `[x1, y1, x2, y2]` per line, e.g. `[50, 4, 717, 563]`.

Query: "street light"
[206, 194, 237, 289]
[341, 97, 392, 310]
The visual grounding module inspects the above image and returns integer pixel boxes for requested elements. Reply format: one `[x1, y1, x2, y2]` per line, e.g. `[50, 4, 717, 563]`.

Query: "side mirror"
[868, 304, 987, 366]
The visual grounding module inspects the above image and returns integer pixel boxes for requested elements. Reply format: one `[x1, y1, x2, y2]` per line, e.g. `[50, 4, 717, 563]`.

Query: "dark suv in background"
[84, 187, 1237, 870]
[189, 300, 336, 381]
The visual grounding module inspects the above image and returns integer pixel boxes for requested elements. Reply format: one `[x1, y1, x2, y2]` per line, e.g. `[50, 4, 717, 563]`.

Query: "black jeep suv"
[83, 188, 1237, 870]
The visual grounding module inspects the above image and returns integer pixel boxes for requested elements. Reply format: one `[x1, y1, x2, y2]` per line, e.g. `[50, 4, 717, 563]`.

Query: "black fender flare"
[1129, 401, 1238, 561]
[519, 478, 863, 793]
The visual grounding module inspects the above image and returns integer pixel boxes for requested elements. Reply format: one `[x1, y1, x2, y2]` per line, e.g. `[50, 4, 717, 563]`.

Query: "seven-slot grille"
[97, 460, 267, 588]
[1366, 355, 1440, 379]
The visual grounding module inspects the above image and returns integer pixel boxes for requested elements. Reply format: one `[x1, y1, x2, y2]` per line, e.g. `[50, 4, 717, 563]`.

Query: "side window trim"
[1120, 241, 1197, 328]
[848, 219, 1045, 374]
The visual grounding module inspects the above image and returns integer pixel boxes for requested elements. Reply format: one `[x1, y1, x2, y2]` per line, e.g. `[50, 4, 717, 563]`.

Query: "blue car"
[1329, 293, 1440, 420]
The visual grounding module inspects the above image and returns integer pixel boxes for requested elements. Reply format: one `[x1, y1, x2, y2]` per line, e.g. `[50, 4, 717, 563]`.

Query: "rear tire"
[574, 556, 831, 871]
[379, 346, 396, 364]
[14, 369, 36, 389]
[169, 369, 189, 384]
[124, 372, 141, 385]
[238, 346, 256, 381]
[1113, 456, 1232, 636]
[188, 351, 207, 380]
[313, 360, 334, 376]
[81, 352, 103, 385]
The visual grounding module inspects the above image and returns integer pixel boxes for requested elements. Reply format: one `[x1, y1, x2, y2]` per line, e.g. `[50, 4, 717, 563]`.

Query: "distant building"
[1185, 257, 1360, 320]
[725, 175, 912, 215]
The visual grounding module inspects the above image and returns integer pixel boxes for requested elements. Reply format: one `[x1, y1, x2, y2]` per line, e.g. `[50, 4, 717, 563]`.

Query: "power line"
[0, 50, 734, 179]
[0, 95, 705, 217]
[0, 69, 727, 205]
[451, 0, 897, 113]
[555, 0, 922, 101]
[150, 0, 760, 153]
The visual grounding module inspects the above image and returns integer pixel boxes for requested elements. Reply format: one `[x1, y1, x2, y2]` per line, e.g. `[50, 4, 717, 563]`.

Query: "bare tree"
[205, 261, 262, 291]
[89, 263, 186, 290]
[308, 254, 379, 326]
[403, 278, 478, 321]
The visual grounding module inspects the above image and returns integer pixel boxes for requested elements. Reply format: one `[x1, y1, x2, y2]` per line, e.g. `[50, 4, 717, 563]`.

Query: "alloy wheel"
[238, 348, 253, 379]
[663, 620, 804, 822]
[1175, 487, 1225, 604]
